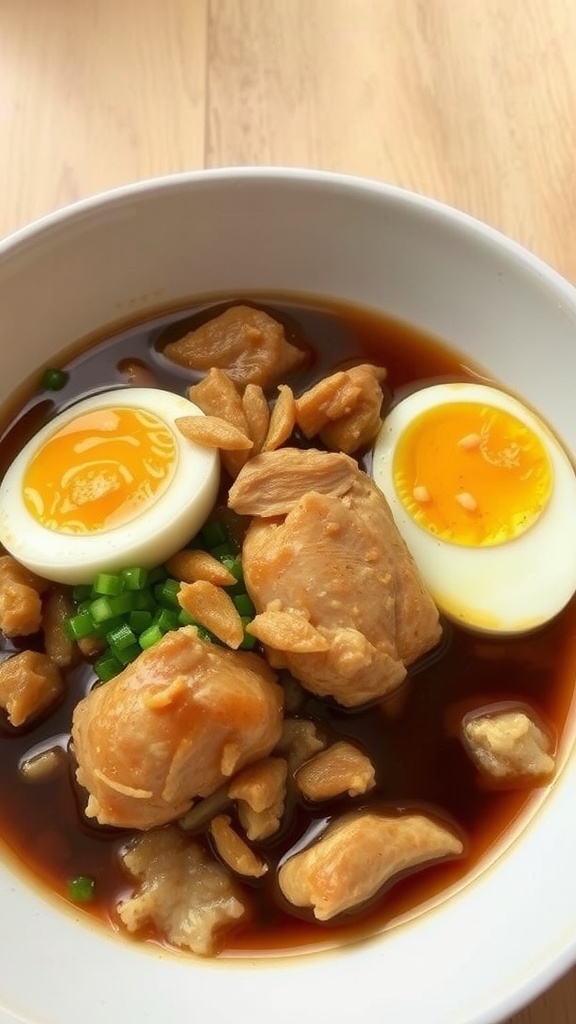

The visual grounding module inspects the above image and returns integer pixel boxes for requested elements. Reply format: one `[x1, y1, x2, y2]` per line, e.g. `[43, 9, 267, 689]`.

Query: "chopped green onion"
[239, 616, 257, 650]
[68, 875, 95, 903]
[108, 592, 136, 617]
[153, 607, 180, 633]
[92, 572, 124, 597]
[64, 609, 95, 641]
[147, 566, 167, 585]
[72, 583, 93, 603]
[154, 578, 181, 608]
[233, 593, 255, 617]
[114, 643, 141, 667]
[220, 554, 244, 584]
[201, 521, 229, 548]
[89, 596, 115, 624]
[139, 623, 165, 650]
[178, 608, 197, 627]
[41, 367, 69, 392]
[93, 651, 123, 681]
[122, 567, 149, 591]
[131, 588, 157, 612]
[210, 542, 235, 560]
[107, 623, 138, 651]
[128, 609, 153, 634]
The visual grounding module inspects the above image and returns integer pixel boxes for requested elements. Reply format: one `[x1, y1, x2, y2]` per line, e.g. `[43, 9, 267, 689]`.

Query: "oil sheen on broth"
[0, 297, 574, 956]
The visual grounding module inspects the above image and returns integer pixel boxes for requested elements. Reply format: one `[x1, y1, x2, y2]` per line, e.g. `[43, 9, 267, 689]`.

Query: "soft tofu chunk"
[462, 706, 555, 782]
[278, 810, 463, 921]
[117, 827, 248, 956]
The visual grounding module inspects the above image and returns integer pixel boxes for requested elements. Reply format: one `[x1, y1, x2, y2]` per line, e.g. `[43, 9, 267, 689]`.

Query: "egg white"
[0, 388, 220, 584]
[372, 382, 576, 635]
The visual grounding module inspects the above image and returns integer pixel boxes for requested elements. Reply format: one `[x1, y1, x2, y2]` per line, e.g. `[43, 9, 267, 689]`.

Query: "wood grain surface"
[1, 2, 576, 1021]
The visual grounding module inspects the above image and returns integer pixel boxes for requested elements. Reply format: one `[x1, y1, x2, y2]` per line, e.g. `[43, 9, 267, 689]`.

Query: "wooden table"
[1, 3, 575, 1021]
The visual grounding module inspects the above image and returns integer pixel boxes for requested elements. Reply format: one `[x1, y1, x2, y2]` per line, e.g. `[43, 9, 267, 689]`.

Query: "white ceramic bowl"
[1, 168, 576, 1024]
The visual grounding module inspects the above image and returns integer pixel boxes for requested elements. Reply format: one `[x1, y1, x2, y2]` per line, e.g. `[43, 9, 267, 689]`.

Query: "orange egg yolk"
[23, 406, 177, 534]
[392, 401, 553, 546]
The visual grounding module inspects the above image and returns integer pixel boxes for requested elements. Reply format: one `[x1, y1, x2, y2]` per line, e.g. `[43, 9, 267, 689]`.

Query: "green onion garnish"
[68, 875, 95, 903]
[41, 367, 69, 391]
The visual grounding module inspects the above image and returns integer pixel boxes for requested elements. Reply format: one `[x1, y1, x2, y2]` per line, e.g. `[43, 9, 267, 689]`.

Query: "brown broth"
[1, 295, 575, 957]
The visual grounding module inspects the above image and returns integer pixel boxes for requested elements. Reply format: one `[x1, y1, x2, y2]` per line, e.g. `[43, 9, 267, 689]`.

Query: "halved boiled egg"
[0, 388, 219, 584]
[372, 382, 576, 635]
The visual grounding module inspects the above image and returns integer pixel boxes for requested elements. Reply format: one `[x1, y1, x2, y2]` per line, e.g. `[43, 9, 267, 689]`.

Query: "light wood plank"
[207, 0, 576, 283]
[0, 0, 208, 238]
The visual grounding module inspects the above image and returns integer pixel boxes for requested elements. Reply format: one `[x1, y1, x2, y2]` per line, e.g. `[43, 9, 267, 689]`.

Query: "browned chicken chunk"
[163, 305, 306, 388]
[462, 705, 555, 782]
[295, 364, 387, 454]
[72, 627, 283, 829]
[0, 555, 47, 637]
[295, 741, 376, 801]
[117, 827, 249, 955]
[229, 448, 441, 707]
[278, 810, 463, 921]
[0, 650, 64, 727]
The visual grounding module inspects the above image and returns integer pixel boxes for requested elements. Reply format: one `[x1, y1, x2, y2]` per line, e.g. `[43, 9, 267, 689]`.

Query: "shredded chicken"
[118, 827, 249, 955]
[0, 650, 64, 727]
[462, 706, 555, 782]
[295, 364, 387, 454]
[229, 448, 441, 707]
[295, 741, 376, 800]
[0, 555, 47, 637]
[163, 305, 306, 388]
[228, 756, 288, 840]
[72, 627, 283, 829]
[278, 811, 463, 921]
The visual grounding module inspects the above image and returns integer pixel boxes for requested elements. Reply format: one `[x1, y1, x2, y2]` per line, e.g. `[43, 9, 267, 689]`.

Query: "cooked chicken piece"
[117, 827, 249, 956]
[275, 718, 327, 772]
[176, 414, 253, 451]
[163, 305, 306, 388]
[228, 447, 359, 517]
[261, 385, 296, 452]
[229, 449, 441, 707]
[295, 364, 387, 454]
[278, 810, 463, 921]
[0, 555, 47, 637]
[0, 650, 64, 727]
[295, 741, 376, 801]
[242, 383, 270, 455]
[462, 706, 555, 782]
[72, 627, 283, 829]
[210, 814, 268, 878]
[42, 586, 79, 669]
[228, 756, 288, 840]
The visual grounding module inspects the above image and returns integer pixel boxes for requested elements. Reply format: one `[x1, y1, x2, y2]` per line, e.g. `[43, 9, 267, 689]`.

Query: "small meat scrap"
[228, 756, 288, 840]
[176, 415, 253, 452]
[278, 810, 463, 921]
[242, 384, 270, 455]
[187, 368, 251, 478]
[275, 718, 326, 773]
[118, 827, 249, 956]
[261, 385, 296, 452]
[0, 650, 64, 727]
[462, 705, 555, 782]
[0, 554, 47, 638]
[210, 814, 268, 878]
[295, 741, 375, 801]
[295, 364, 387, 454]
[72, 627, 283, 829]
[178, 580, 244, 649]
[164, 305, 306, 388]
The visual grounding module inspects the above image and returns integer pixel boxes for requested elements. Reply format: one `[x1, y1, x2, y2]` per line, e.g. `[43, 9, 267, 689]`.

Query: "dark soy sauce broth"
[1, 296, 575, 956]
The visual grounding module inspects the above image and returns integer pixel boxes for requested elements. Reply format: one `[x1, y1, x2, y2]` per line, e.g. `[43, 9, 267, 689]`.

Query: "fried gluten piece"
[462, 706, 555, 782]
[278, 810, 463, 921]
[72, 627, 283, 829]
[0, 650, 64, 727]
[164, 305, 306, 388]
[0, 554, 48, 637]
[118, 827, 249, 956]
[229, 448, 441, 707]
